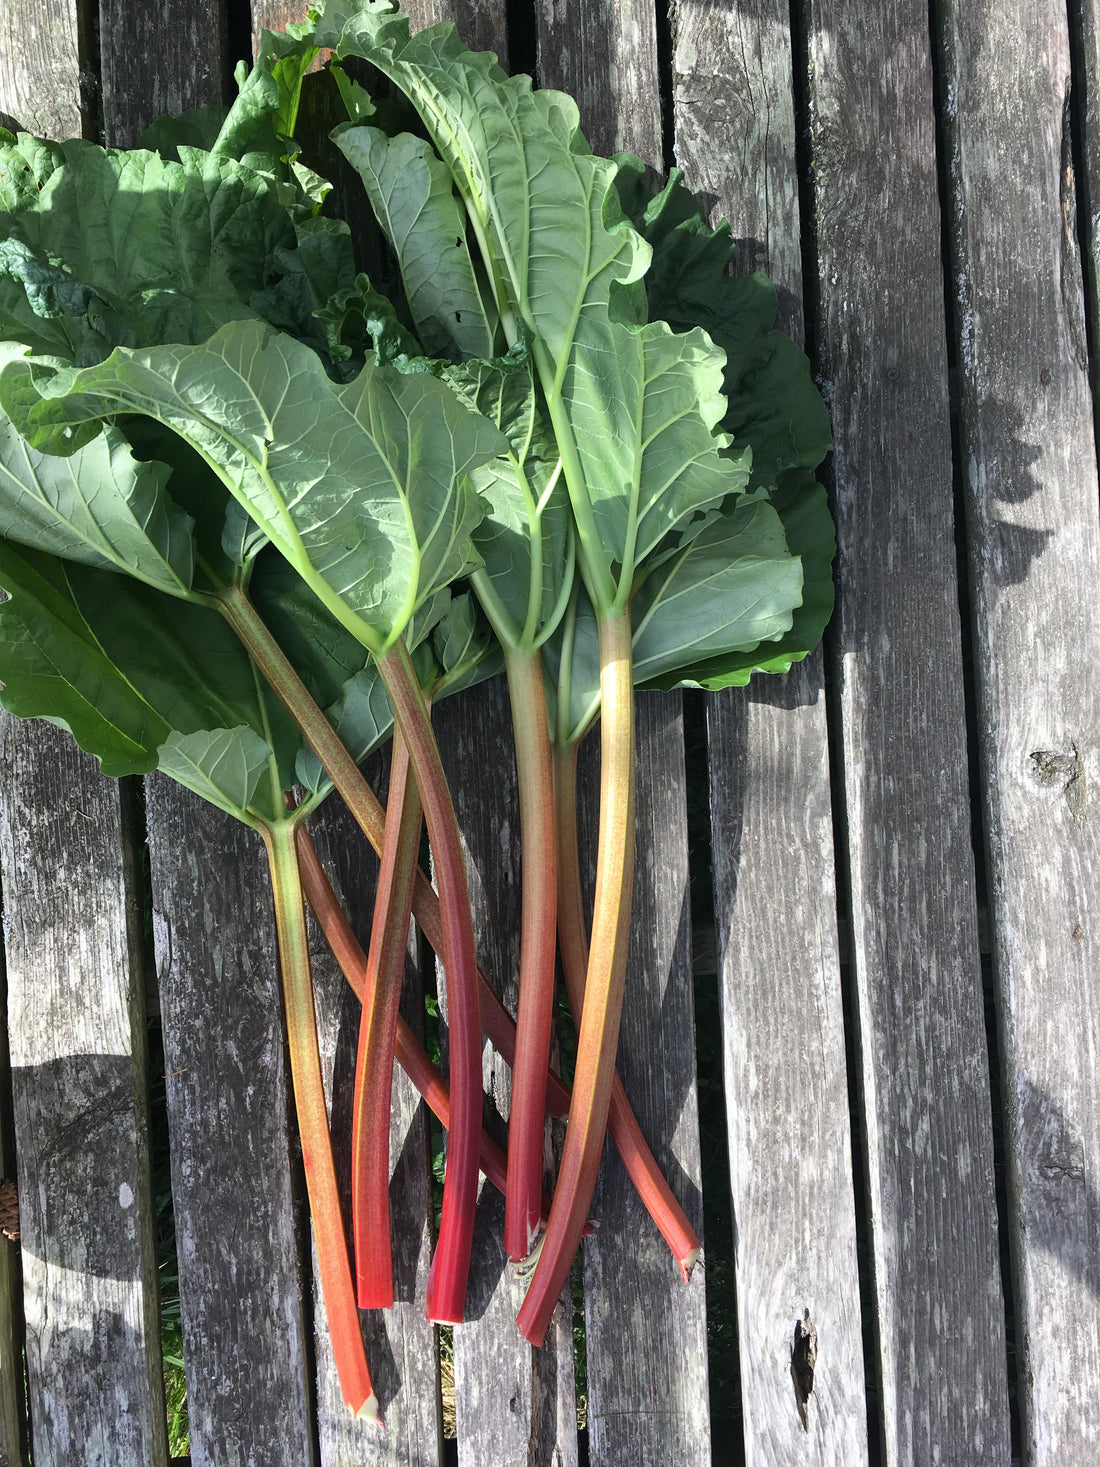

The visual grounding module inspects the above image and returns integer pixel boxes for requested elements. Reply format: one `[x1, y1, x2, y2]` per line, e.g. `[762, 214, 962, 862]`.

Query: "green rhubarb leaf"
[0, 350, 194, 596]
[638, 477, 835, 691]
[566, 318, 751, 594]
[0, 540, 301, 796]
[1, 320, 506, 653]
[629, 497, 801, 686]
[444, 346, 572, 650]
[0, 537, 171, 774]
[0, 133, 347, 366]
[315, 272, 430, 369]
[428, 589, 501, 697]
[336, 126, 494, 360]
[318, 7, 651, 363]
[614, 157, 831, 493]
[158, 726, 280, 824]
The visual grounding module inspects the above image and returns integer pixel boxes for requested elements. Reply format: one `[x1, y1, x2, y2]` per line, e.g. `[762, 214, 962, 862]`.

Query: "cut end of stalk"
[678, 1245, 701, 1284]
[356, 1393, 383, 1427]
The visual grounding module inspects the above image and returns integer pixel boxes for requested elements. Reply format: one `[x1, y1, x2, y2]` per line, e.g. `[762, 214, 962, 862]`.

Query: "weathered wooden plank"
[304, 787, 443, 1467]
[0, 877, 27, 1467]
[536, 0, 662, 164]
[433, 676, 579, 1467]
[801, 0, 1012, 1459]
[144, 779, 317, 1467]
[0, 719, 166, 1467]
[936, 2, 1100, 1459]
[0, 0, 89, 139]
[1072, 0, 1100, 377]
[671, 4, 868, 1460]
[93, 14, 316, 1460]
[574, 698, 710, 1467]
[98, 0, 230, 146]
[532, 9, 712, 1461]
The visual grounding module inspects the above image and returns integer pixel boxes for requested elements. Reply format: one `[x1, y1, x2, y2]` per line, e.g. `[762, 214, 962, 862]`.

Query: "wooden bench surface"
[1, 0, 1099, 1464]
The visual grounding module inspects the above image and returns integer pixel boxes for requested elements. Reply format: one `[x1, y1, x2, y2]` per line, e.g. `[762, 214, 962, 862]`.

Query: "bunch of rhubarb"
[0, 0, 832, 1421]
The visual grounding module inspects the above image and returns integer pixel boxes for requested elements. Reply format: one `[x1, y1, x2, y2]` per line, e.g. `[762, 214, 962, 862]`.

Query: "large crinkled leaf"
[0, 352, 194, 595]
[315, 272, 430, 371]
[444, 347, 572, 649]
[249, 214, 359, 362]
[159, 726, 280, 824]
[336, 126, 495, 360]
[1, 319, 506, 652]
[427, 589, 501, 697]
[0, 135, 335, 365]
[0, 537, 171, 774]
[0, 541, 300, 800]
[315, 5, 651, 365]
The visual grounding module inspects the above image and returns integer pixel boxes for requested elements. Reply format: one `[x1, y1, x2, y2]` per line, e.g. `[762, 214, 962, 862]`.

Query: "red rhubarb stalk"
[372, 638, 481, 1324]
[295, 827, 570, 1229]
[502, 648, 558, 1260]
[350, 723, 423, 1308]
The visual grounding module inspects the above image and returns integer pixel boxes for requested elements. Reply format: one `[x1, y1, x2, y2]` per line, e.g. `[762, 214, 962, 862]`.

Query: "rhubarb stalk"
[516, 608, 635, 1343]
[350, 723, 423, 1308]
[260, 814, 379, 1422]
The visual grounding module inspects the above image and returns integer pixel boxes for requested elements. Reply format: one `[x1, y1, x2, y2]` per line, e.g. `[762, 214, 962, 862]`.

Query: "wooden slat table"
[1, 1, 1098, 1464]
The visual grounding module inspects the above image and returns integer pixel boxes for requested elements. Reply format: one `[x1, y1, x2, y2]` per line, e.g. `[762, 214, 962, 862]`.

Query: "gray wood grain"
[672, 4, 868, 1460]
[0, 0, 88, 139]
[574, 698, 710, 1467]
[536, 0, 662, 164]
[937, 2, 1100, 1459]
[0, 718, 166, 1467]
[433, 675, 579, 1467]
[1072, 0, 1100, 381]
[802, 0, 1012, 1459]
[304, 787, 443, 1467]
[0, 933, 25, 1467]
[98, 0, 230, 147]
[403, 0, 510, 64]
[144, 778, 316, 1467]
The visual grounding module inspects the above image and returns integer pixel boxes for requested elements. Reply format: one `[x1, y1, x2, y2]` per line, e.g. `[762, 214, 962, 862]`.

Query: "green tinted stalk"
[351, 724, 423, 1309]
[260, 816, 378, 1422]
[502, 647, 558, 1260]
[552, 739, 701, 1280]
[516, 607, 635, 1344]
